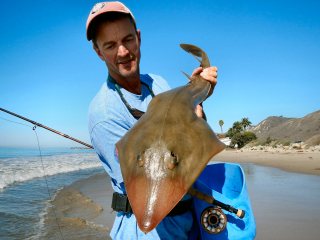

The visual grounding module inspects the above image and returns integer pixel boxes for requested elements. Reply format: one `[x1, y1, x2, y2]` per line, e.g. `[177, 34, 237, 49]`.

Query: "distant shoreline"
[213, 149, 320, 176]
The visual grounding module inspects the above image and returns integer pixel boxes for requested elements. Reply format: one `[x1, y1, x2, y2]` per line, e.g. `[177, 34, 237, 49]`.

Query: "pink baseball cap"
[86, 1, 136, 41]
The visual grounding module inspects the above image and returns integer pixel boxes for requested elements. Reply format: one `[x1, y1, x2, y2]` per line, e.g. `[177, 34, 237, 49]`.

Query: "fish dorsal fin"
[181, 71, 193, 82]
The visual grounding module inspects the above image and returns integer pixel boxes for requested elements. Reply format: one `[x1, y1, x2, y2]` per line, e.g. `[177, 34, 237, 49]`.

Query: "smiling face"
[93, 16, 141, 83]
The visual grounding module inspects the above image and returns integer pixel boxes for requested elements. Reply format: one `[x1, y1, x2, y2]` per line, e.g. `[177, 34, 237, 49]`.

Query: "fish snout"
[136, 147, 179, 171]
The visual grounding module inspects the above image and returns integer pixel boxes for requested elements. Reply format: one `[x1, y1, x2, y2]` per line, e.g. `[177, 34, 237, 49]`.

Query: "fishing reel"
[200, 206, 227, 234]
[189, 187, 245, 235]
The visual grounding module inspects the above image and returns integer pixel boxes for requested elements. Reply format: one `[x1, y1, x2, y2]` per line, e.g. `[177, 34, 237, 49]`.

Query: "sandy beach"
[213, 148, 320, 176]
[45, 149, 320, 239]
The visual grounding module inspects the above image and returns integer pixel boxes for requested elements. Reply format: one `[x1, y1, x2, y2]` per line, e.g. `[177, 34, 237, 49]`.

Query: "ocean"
[2, 147, 320, 239]
[0, 147, 104, 240]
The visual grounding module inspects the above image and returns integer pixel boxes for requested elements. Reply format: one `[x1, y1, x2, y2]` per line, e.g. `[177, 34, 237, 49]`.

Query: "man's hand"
[191, 66, 218, 87]
[191, 66, 218, 119]
[195, 104, 205, 119]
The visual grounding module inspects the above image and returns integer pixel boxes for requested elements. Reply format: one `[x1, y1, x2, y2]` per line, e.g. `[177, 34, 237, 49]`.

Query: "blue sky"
[1, 0, 319, 147]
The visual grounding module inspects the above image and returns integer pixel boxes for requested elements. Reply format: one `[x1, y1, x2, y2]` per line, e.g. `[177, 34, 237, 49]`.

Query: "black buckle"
[111, 192, 193, 215]
[111, 192, 132, 213]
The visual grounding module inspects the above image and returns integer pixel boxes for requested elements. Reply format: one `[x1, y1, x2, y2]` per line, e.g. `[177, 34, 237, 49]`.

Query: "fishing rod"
[1, 108, 245, 217]
[0, 107, 93, 149]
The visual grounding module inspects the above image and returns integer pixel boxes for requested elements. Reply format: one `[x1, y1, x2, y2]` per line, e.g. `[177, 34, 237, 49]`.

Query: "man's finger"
[191, 67, 203, 77]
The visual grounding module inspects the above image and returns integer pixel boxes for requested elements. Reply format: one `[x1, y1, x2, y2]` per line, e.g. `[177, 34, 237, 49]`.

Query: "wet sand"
[46, 150, 320, 239]
[43, 173, 114, 239]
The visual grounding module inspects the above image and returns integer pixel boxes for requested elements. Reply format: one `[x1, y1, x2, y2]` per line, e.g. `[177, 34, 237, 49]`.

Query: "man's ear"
[137, 29, 141, 44]
[93, 44, 105, 61]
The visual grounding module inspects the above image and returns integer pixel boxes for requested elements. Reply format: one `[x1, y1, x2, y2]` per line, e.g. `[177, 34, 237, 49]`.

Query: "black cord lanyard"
[108, 75, 155, 120]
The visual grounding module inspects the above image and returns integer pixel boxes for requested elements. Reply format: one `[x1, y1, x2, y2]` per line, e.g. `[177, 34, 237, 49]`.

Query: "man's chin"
[119, 68, 139, 79]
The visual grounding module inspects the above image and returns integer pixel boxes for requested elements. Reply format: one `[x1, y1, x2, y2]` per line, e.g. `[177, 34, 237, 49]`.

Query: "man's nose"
[117, 45, 130, 57]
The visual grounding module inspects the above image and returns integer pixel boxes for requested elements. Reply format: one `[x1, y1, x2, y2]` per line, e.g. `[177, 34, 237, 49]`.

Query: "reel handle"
[188, 188, 245, 219]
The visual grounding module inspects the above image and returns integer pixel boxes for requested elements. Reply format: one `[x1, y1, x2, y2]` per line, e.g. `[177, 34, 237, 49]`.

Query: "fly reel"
[201, 207, 227, 234]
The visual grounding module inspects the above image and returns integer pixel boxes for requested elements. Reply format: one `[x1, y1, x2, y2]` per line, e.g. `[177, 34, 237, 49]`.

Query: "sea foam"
[0, 153, 101, 190]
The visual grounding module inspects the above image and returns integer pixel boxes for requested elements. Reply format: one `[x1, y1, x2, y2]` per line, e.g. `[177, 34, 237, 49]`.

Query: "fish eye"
[137, 153, 144, 167]
[171, 152, 178, 162]
[167, 151, 179, 170]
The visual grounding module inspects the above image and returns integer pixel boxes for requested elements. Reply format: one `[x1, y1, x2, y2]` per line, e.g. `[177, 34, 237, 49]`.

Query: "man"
[87, 2, 218, 239]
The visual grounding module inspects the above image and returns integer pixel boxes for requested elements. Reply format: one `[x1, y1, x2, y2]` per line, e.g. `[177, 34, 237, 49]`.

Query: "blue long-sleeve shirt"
[88, 74, 193, 240]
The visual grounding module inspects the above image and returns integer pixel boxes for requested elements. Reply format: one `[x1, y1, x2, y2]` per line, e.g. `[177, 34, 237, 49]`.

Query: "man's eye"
[105, 44, 114, 50]
[125, 37, 134, 42]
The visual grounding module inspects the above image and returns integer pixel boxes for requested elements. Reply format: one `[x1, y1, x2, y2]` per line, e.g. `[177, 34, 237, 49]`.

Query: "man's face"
[94, 17, 141, 81]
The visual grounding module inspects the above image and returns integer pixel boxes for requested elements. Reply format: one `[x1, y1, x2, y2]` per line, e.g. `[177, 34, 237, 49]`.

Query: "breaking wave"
[0, 152, 101, 190]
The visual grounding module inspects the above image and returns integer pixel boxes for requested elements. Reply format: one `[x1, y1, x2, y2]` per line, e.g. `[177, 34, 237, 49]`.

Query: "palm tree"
[233, 121, 242, 132]
[218, 120, 224, 133]
[241, 117, 252, 130]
